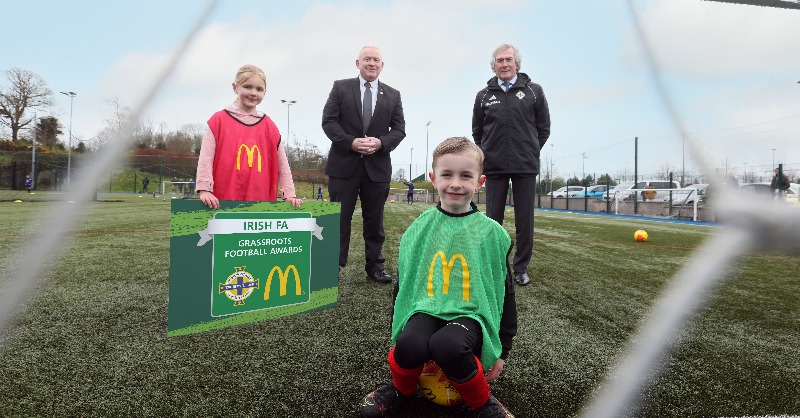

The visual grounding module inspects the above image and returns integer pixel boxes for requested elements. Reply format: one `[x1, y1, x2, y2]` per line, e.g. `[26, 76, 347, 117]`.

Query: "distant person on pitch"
[403, 180, 414, 204]
[195, 64, 301, 209]
[358, 137, 518, 418]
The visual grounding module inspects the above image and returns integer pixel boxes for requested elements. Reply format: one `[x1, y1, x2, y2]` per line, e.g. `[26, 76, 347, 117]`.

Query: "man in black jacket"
[322, 46, 406, 284]
[472, 43, 551, 286]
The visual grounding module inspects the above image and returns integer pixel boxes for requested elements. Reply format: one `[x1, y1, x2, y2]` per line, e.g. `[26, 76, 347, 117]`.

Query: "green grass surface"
[0, 195, 798, 417]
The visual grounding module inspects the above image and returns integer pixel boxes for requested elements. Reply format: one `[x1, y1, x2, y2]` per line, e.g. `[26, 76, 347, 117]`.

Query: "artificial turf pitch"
[0, 194, 797, 417]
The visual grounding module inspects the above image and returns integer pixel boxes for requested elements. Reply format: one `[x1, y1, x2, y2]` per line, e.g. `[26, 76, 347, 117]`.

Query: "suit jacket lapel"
[351, 77, 363, 119]
[373, 81, 384, 117]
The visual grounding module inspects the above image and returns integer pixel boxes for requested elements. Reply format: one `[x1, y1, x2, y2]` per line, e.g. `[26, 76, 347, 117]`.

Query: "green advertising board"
[168, 200, 340, 337]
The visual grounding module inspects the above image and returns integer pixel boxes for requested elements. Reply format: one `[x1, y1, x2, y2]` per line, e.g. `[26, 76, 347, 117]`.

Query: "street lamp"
[280, 99, 296, 154]
[425, 121, 431, 180]
[409, 148, 413, 181]
[772, 148, 776, 171]
[582, 152, 587, 179]
[743, 162, 748, 183]
[61, 91, 76, 190]
[550, 143, 554, 197]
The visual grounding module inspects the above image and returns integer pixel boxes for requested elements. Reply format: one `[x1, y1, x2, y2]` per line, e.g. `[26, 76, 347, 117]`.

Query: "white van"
[609, 180, 682, 202]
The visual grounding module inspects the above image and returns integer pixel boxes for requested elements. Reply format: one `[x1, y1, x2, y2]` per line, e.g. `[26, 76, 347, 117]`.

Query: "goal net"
[609, 187, 701, 221]
[388, 188, 430, 203]
[160, 181, 196, 197]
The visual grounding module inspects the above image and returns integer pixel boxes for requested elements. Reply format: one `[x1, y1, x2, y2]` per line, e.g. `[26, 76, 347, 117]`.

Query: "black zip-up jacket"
[472, 72, 551, 176]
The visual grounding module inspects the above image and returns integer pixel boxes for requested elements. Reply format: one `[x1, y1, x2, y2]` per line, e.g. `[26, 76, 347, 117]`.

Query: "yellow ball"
[390, 199, 395, 203]
[634, 229, 648, 242]
[417, 360, 463, 406]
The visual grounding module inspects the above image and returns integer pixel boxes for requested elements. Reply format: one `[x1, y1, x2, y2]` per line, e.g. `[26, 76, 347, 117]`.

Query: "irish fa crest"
[219, 266, 260, 306]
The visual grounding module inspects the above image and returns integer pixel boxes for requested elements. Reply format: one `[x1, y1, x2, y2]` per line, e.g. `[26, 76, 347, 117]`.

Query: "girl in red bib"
[196, 64, 301, 209]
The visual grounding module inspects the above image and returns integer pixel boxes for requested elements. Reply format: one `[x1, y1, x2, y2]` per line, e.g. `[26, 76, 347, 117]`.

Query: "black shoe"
[358, 381, 409, 418]
[472, 395, 515, 418]
[514, 272, 531, 286]
[367, 269, 392, 284]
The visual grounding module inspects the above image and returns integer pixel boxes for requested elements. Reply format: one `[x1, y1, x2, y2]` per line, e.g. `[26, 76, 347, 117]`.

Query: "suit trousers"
[329, 160, 389, 274]
[485, 174, 537, 274]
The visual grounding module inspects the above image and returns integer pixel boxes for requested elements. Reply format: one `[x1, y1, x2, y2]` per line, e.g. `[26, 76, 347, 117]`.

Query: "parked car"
[739, 182, 774, 198]
[574, 184, 612, 199]
[683, 183, 709, 205]
[551, 186, 585, 198]
[607, 180, 681, 202]
[740, 182, 800, 204]
[787, 184, 799, 204]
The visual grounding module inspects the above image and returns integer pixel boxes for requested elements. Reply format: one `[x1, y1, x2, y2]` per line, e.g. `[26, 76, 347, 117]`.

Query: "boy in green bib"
[359, 137, 518, 418]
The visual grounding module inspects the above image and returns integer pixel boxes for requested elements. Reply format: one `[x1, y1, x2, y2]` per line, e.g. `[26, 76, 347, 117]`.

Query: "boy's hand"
[199, 190, 219, 209]
[486, 358, 505, 382]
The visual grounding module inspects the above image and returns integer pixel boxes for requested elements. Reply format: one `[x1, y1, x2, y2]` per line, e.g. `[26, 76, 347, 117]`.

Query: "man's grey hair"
[490, 43, 522, 71]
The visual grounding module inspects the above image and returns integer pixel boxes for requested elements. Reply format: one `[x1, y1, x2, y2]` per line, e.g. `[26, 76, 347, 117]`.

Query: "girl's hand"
[285, 197, 303, 207]
[199, 190, 220, 209]
[486, 358, 505, 382]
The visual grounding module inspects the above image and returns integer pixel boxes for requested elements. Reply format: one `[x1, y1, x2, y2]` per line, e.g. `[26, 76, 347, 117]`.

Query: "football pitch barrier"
[1, 2, 798, 418]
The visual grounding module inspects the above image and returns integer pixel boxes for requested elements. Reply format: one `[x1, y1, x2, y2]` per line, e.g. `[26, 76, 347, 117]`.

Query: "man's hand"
[351, 137, 382, 155]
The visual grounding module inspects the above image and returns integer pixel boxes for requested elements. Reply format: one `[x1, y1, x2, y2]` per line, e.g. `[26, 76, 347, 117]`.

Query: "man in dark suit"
[322, 46, 406, 284]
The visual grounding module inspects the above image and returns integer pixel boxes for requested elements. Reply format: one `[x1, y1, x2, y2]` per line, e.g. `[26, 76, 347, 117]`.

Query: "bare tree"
[720, 156, 733, 177]
[89, 98, 145, 151]
[655, 161, 678, 180]
[0, 68, 54, 141]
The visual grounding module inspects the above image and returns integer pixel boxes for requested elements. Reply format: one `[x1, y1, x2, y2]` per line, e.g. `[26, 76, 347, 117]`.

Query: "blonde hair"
[234, 64, 267, 87]
[431, 137, 484, 172]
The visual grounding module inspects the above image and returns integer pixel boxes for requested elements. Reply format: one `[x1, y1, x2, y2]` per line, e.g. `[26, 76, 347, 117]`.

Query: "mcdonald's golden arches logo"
[236, 144, 262, 172]
[264, 265, 302, 300]
[427, 251, 470, 301]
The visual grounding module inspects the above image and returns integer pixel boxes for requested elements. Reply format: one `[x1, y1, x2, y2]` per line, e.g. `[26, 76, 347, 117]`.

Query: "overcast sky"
[2, 0, 799, 182]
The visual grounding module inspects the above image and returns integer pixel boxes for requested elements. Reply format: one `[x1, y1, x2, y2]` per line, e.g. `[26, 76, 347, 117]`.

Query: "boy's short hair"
[431, 137, 484, 172]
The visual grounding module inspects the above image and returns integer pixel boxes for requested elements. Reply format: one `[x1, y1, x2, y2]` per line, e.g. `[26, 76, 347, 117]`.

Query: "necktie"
[362, 81, 372, 133]
[503, 81, 511, 92]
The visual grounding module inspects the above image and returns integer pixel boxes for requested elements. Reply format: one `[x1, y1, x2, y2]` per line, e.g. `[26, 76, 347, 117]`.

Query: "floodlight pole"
[582, 152, 587, 179]
[550, 143, 554, 198]
[771, 148, 776, 171]
[281, 99, 296, 155]
[425, 121, 431, 181]
[743, 162, 748, 183]
[409, 148, 413, 182]
[31, 114, 37, 188]
[61, 91, 77, 190]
